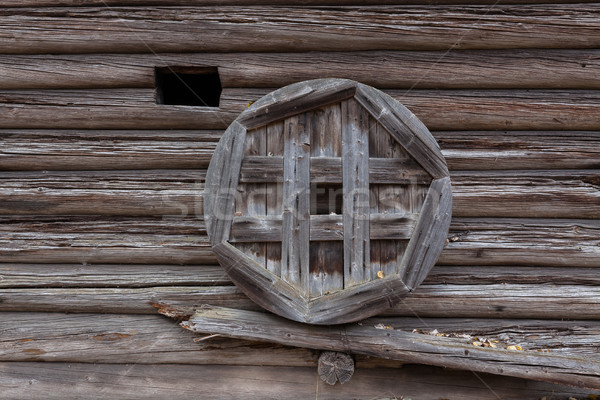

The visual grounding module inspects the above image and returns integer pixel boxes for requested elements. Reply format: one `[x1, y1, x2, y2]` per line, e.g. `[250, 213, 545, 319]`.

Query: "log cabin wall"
[0, 1, 600, 398]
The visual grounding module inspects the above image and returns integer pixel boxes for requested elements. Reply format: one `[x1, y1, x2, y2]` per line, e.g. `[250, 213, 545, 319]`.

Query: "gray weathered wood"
[0, 217, 598, 267]
[230, 213, 417, 242]
[400, 177, 453, 289]
[309, 103, 344, 297]
[2, 362, 596, 400]
[223, 88, 600, 131]
[1, 6, 599, 54]
[342, 98, 371, 287]
[212, 241, 308, 322]
[204, 121, 247, 245]
[318, 351, 354, 385]
[239, 156, 431, 184]
[280, 114, 311, 291]
[265, 121, 284, 275]
[182, 306, 600, 389]
[1, 50, 600, 90]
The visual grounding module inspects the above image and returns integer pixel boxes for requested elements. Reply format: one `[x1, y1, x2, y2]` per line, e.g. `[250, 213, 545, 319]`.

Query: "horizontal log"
[0, 89, 235, 130]
[1, 170, 598, 218]
[2, 130, 598, 171]
[182, 306, 600, 388]
[0, 264, 230, 288]
[1, 263, 600, 288]
[0, 312, 316, 365]
[1, 88, 599, 130]
[1, 217, 598, 267]
[230, 213, 418, 242]
[1, 49, 600, 90]
[2, 283, 600, 319]
[239, 156, 431, 184]
[222, 88, 600, 131]
[0, 6, 599, 54]
[1, 363, 594, 400]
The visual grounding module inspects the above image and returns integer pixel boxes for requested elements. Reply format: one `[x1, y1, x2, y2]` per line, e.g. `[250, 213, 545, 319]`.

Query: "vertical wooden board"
[368, 116, 382, 278]
[309, 104, 344, 298]
[235, 127, 267, 268]
[342, 99, 370, 288]
[266, 121, 284, 276]
[281, 114, 311, 294]
[204, 120, 246, 245]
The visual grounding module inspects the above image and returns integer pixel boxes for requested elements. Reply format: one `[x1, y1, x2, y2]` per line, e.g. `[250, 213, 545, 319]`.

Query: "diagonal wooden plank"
[342, 99, 371, 287]
[182, 306, 600, 390]
[281, 114, 311, 294]
[204, 120, 247, 245]
[400, 177, 453, 289]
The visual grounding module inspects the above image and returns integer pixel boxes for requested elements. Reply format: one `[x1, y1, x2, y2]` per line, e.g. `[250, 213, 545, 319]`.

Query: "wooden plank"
[5, 169, 599, 218]
[234, 126, 267, 268]
[265, 121, 284, 275]
[400, 177, 452, 289]
[4, 264, 600, 289]
[237, 79, 356, 129]
[1, 50, 600, 90]
[0, 264, 229, 288]
[3, 283, 600, 318]
[1, 363, 595, 400]
[230, 213, 418, 242]
[213, 241, 308, 322]
[240, 156, 431, 184]
[204, 121, 246, 245]
[182, 306, 600, 389]
[3, 130, 598, 172]
[280, 114, 311, 291]
[0, 216, 597, 267]
[309, 104, 343, 297]
[0, 6, 599, 54]
[0, 312, 315, 365]
[0, 89, 235, 130]
[223, 88, 600, 131]
[342, 99, 370, 287]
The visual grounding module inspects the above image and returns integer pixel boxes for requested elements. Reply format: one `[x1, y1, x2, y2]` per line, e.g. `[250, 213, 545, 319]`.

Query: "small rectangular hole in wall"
[155, 67, 222, 107]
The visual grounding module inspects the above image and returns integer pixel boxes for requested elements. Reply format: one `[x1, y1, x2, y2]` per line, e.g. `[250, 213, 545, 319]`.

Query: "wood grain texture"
[182, 306, 600, 388]
[1, 50, 600, 90]
[3, 283, 600, 319]
[341, 99, 371, 287]
[0, 6, 599, 54]
[2, 170, 597, 218]
[3, 130, 597, 172]
[318, 351, 354, 385]
[223, 88, 600, 131]
[1, 362, 596, 400]
[0, 312, 316, 365]
[0, 217, 597, 267]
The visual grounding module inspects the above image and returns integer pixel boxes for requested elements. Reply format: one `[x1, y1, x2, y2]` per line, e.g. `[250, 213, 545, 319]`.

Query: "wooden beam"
[0, 216, 598, 267]
[239, 156, 431, 184]
[230, 213, 418, 242]
[182, 306, 600, 389]
[1, 362, 596, 400]
[2, 130, 598, 172]
[0, 50, 599, 90]
[223, 88, 600, 131]
[0, 6, 599, 54]
[1, 170, 598, 218]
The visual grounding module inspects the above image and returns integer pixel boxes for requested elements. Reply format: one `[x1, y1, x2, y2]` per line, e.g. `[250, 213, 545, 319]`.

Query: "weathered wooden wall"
[1, 1, 600, 398]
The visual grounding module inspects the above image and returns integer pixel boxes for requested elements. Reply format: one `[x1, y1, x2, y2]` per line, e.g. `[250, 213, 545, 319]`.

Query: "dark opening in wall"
[155, 67, 221, 107]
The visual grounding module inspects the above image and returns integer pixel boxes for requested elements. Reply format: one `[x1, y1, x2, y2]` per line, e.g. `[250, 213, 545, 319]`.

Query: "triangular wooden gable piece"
[205, 79, 452, 324]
